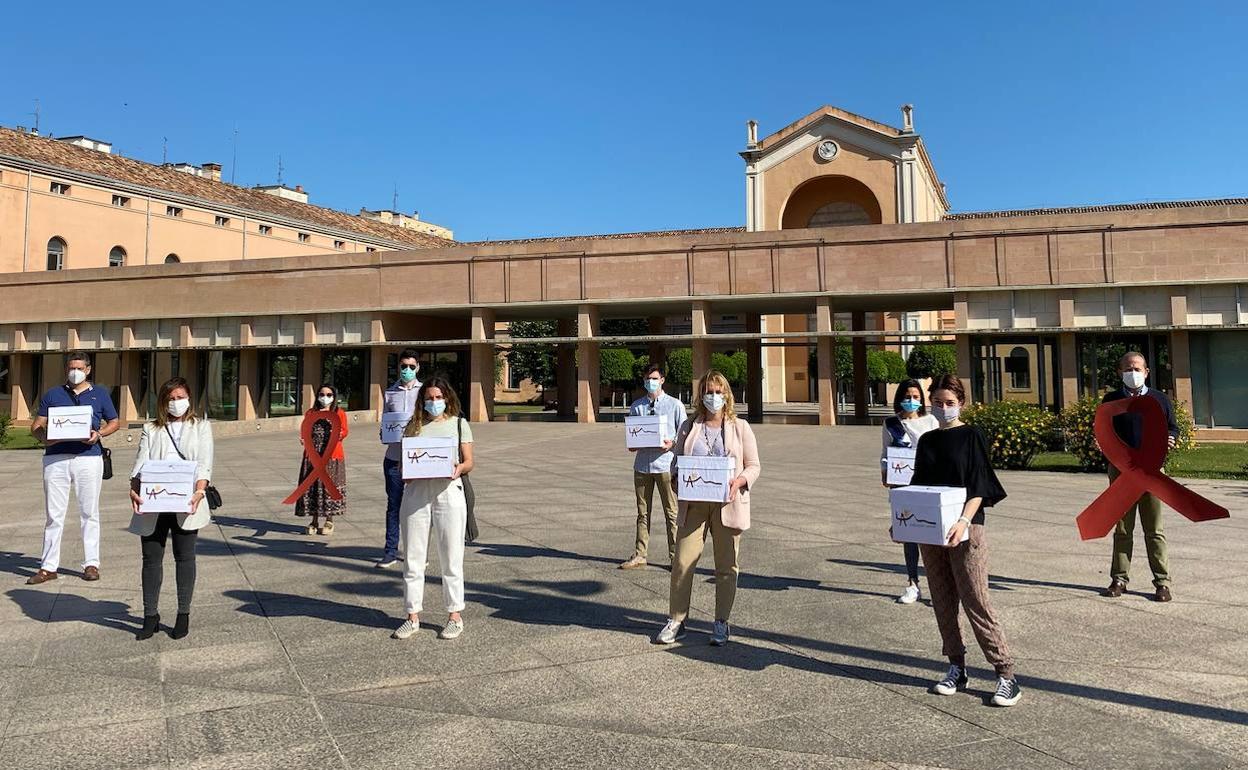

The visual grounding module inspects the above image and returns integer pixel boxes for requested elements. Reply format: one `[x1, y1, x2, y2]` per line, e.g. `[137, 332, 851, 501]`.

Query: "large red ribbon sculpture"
[1075, 396, 1229, 540]
[282, 409, 346, 504]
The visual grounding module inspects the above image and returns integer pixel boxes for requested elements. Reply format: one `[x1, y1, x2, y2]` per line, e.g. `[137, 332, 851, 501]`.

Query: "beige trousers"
[669, 501, 742, 622]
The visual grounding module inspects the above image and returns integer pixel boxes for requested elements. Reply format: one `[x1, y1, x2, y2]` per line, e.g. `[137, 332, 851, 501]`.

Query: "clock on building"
[816, 139, 840, 161]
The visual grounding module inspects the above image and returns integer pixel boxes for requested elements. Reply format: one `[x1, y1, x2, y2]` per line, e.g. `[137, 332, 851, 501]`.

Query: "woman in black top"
[910, 375, 1021, 707]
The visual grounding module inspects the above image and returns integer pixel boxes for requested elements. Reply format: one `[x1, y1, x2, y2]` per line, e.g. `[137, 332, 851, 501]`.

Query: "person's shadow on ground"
[6, 588, 142, 634]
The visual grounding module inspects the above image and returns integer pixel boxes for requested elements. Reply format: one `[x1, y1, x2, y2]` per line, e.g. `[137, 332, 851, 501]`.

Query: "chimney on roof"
[201, 162, 222, 182]
[295, 184, 304, 193]
[746, 120, 758, 148]
[901, 104, 915, 134]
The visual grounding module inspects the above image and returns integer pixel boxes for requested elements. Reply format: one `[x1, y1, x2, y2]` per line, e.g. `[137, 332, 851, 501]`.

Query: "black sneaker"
[991, 676, 1022, 707]
[931, 664, 968, 695]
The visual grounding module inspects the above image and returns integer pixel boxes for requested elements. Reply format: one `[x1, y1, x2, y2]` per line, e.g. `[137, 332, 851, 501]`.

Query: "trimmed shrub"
[962, 400, 1057, 470]
[867, 349, 909, 385]
[906, 344, 957, 380]
[0, 413, 10, 446]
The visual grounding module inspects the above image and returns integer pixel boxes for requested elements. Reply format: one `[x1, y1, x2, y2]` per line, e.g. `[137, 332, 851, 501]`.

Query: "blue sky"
[4, 1, 1245, 242]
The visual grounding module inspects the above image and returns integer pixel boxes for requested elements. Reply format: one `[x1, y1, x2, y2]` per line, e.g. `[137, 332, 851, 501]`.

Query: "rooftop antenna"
[392, 184, 398, 212]
[30, 99, 41, 134]
[162, 137, 168, 164]
[230, 124, 238, 184]
[277, 155, 284, 186]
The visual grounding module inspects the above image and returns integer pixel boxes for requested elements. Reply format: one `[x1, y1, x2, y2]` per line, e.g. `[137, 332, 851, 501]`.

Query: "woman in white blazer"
[654, 369, 761, 648]
[128, 377, 214, 641]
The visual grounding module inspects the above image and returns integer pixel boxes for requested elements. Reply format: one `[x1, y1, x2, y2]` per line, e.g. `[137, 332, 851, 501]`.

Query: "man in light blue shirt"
[619, 364, 687, 570]
[377, 349, 422, 569]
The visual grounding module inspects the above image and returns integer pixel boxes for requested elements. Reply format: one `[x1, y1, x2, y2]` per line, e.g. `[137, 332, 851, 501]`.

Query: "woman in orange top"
[295, 384, 349, 535]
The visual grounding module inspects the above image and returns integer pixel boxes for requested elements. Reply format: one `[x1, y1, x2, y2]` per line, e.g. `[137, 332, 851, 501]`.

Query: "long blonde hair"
[403, 376, 462, 437]
[693, 369, 737, 422]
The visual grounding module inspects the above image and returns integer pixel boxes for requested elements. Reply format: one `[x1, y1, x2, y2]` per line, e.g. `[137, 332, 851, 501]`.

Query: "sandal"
[305, 523, 318, 536]
[319, 520, 335, 536]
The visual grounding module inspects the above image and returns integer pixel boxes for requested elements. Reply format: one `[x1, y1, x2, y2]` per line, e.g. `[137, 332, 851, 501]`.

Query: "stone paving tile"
[1, 421, 1246, 769]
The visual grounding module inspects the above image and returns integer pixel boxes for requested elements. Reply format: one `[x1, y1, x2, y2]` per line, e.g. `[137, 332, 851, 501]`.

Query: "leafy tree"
[906, 344, 957, 380]
[666, 348, 693, 390]
[867, 350, 909, 385]
[505, 319, 558, 389]
[599, 348, 636, 388]
[711, 351, 747, 386]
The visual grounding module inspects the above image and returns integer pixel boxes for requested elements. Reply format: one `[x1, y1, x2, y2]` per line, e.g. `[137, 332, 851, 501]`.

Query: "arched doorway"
[780, 175, 884, 230]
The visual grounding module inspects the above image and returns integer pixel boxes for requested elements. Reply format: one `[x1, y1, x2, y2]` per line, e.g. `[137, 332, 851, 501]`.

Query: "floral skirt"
[295, 457, 347, 519]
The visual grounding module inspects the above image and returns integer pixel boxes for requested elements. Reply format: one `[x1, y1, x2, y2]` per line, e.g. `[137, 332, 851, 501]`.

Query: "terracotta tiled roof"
[945, 198, 1248, 221]
[464, 226, 747, 246]
[0, 127, 452, 249]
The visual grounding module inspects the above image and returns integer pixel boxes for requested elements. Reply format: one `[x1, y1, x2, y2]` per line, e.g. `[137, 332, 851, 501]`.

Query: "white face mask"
[318, 395, 335, 407]
[67, 369, 87, 386]
[167, 398, 191, 418]
[702, 393, 725, 413]
[1122, 370, 1146, 390]
[931, 404, 961, 424]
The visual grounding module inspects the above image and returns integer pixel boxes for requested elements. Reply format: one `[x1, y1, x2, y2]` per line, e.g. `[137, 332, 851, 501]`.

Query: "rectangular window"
[166, 205, 183, 217]
[111, 194, 130, 207]
[196, 350, 240, 421]
[214, 215, 230, 227]
[50, 182, 70, 195]
[263, 352, 303, 418]
[321, 348, 370, 411]
[258, 224, 272, 235]
[334, 239, 345, 250]
[366, 247, 377, 253]
[507, 360, 524, 390]
[298, 232, 310, 243]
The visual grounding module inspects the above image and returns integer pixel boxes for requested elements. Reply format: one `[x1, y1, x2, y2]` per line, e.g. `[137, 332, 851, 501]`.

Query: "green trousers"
[1108, 465, 1170, 587]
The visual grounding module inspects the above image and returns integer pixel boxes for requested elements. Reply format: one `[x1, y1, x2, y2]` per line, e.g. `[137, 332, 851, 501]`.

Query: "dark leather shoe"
[1101, 579, 1126, 597]
[25, 569, 57, 585]
[82, 566, 100, 581]
[1154, 585, 1172, 602]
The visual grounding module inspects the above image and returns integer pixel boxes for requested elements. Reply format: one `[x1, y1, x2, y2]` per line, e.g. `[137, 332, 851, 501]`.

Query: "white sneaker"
[898, 583, 921, 604]
[710, 620, 730, 646]
[439, 617, 464, 640]
[375, 557, 399, 569]
[654, 619, 686, 644]
[391, 618, 419, 639]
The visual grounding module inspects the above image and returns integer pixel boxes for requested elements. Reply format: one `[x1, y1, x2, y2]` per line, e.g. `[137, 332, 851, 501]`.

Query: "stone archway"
[780, 175, 884, 229]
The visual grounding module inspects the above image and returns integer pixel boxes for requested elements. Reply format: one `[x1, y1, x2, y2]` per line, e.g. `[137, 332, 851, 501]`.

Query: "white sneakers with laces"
[898, 583, 921, 604]
[654, 619, 686, 644]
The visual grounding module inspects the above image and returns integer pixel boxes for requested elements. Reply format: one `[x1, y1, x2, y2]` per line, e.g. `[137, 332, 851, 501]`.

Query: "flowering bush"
[962, 400, 1057, 470]
[1059, 395, 1196, 473]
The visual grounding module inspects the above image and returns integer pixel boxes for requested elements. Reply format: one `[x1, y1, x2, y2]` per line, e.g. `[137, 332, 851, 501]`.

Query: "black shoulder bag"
[457, 416, 478, 543]
[65, 385, 112, 479]
[165, 423, 223, 510]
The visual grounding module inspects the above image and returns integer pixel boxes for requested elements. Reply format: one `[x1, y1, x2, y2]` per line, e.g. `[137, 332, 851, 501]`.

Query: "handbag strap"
[164, 423, 189, 461]
[456, 416, 469, 478]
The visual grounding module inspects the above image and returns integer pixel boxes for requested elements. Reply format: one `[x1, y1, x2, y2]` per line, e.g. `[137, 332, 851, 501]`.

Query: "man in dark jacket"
[1100, 351, 1179, 602]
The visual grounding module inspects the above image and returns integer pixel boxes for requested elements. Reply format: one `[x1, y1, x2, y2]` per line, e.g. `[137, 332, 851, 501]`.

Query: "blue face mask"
[399, 365, 418, 383]
[899, 398, 922, 414]
[644, 378, 662, 394]
[424, 399, 446, 417]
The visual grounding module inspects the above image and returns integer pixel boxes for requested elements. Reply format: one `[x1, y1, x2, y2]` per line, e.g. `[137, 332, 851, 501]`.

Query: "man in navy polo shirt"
[27, 352, 120, 584]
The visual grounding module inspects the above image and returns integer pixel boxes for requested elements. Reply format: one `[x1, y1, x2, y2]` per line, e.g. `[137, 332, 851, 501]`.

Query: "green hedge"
[0, 413, 9, 445]
[962, 400, 1057, 470]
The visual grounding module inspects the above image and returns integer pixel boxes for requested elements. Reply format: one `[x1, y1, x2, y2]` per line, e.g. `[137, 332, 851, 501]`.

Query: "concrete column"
[577, 305, 600, 423]
[468, 308, 496, 423]
[692, 301, 712, 386]
[1059, 332, 1079, 407]
[301, 347, 322, 413]
[815, 298, 837, 426]
[180, 350, 200, 407]
[237, 349, 259, 421]
[851, 310, 868, 419]
[1170, 330, 1193, 409]
[556, 318, 576, 419]
[647, 316, 667, 370]
[369, 347, 388, 419]
[954, 335, 973, 401]
[9, 352, 32, 422]
[116, 351, 143, 424]
[745, 314, 764, 423]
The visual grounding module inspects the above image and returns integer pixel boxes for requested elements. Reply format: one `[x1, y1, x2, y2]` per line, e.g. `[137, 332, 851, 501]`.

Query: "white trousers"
[400, 477, 467, 615]
[41, 454, 104, 572]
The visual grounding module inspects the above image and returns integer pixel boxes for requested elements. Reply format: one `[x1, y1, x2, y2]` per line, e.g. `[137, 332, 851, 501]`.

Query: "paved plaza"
[0, 421, 1245, 769]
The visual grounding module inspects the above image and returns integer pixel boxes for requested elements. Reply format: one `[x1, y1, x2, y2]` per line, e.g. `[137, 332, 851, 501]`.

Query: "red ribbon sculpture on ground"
[282, 409, 346, 504]
[1075, 396, 1229, 540]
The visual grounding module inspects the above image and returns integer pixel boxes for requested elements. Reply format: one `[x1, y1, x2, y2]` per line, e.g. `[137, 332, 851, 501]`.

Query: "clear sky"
[4, 1, 1245, 242]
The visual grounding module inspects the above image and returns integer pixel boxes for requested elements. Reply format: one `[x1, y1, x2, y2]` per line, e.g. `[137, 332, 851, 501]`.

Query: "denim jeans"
[383, 458, 404, 559]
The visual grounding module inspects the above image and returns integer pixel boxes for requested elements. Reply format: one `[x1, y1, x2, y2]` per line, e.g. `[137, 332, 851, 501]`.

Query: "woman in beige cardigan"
[654, 369, 761, 647]
[128, 377, 214, 641]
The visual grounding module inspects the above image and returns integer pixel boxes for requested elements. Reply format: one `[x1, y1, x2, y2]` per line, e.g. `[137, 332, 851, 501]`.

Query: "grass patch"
[0, 427, 43, 450]
[1027, 444, 1248, 480]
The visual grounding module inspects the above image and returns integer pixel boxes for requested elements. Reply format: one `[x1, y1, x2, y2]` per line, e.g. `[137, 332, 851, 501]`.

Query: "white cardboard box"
[380, 412, 411, 445]
[676, 455, 735, 503]
[137, 459, 199, 514]
[46, 405, 94, 441]
[889, 485, 969, 546]
[884, 447, 917, 486]
[401, 436, 457, 480]
[624, 414, 671, 449]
